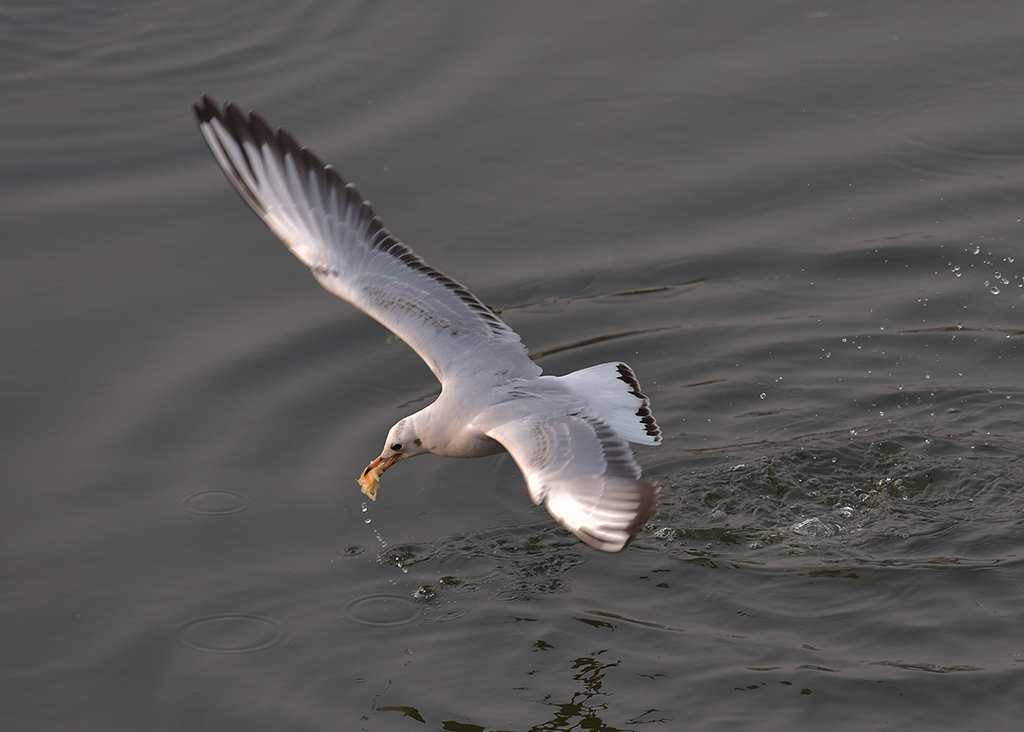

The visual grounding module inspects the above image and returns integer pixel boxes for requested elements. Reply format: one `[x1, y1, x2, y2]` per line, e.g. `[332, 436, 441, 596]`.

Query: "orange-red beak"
[358, 453, 401, 500]
[362, 453, 400, 478]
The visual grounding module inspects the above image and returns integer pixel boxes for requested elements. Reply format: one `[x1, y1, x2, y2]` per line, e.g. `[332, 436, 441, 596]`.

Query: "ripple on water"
[177, 614, 285, 654]
[179, 489, 250, 516]
[341, 593, 425, 630]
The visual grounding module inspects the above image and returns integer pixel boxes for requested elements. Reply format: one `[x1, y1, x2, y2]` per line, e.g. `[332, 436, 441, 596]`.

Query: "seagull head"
[361, 418, 430, 482]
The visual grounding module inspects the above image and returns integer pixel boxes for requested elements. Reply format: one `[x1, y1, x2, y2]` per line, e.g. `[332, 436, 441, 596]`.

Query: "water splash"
[950, 240, 1023, 297]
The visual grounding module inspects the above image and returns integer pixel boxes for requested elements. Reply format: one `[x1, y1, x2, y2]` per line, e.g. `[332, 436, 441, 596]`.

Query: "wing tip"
[193, 94, 331, 178]
[615, 363, 663, 444]
[551, 477, 660, 553]
[192, 93, 220, 124]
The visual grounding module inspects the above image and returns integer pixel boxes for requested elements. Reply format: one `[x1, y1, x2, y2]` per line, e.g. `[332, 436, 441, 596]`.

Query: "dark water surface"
[3, 2, 1024, 730]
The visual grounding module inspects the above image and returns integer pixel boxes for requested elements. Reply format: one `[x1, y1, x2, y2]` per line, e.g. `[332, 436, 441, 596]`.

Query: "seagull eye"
[391, 443, 403, 451]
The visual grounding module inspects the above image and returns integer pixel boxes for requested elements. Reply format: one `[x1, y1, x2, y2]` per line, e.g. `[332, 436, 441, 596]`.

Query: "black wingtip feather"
[192, 93, 220, 125]
[613, 363, 662, 442]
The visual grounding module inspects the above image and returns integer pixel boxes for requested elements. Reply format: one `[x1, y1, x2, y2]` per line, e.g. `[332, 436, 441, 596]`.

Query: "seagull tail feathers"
[558, 362, 661, 446]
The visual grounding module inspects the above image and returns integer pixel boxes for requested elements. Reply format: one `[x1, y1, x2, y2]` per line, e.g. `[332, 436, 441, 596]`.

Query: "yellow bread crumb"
[358, 463, 386, 501]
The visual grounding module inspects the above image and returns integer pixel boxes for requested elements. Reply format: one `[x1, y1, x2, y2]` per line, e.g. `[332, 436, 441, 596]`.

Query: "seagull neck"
[412, 388, 501, 459]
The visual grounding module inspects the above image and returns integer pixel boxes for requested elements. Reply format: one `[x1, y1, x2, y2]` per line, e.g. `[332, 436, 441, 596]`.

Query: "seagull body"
[193, 95, 661, 551]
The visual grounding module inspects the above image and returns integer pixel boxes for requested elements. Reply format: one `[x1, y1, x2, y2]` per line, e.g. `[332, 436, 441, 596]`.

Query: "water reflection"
[375, 650, 654, 732]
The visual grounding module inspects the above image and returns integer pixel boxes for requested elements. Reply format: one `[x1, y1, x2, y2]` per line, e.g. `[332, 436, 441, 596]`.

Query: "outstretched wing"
[482, 402, 659, 552]
[193, 94, 540, 383]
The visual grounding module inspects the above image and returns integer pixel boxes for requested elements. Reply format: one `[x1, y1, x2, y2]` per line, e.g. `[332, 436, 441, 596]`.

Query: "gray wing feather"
[193, 95, 540, 382]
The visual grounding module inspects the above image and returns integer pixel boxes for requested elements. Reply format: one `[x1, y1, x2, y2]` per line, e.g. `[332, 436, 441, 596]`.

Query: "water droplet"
[990, 285, 1000, 295]
[364, 518, 372, 524]
[760, 392, 767, 400]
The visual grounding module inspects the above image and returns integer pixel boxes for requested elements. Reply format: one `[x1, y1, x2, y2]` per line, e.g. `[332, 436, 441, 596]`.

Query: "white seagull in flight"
[193, 95, 661, 551]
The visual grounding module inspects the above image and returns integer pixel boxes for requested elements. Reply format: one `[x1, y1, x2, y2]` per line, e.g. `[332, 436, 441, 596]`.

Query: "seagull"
[193, 95, 661, 551]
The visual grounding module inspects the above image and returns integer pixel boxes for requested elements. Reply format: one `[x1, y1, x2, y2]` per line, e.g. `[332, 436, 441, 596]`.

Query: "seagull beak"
[358, 453, 401, 501]
[362, 453, 400, 477]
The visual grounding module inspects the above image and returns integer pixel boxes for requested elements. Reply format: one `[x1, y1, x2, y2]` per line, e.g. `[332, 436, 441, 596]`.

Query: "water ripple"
[179, 489, 250, 516]
[341, 593, 424, 630]
[176, 613, 285, 654]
